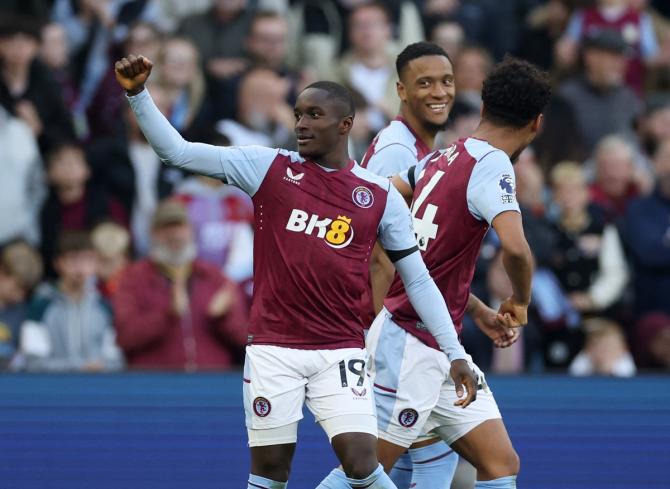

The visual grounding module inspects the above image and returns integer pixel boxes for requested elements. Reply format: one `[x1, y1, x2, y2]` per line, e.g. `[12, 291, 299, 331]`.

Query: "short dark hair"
[45, 140, 85, 166]
[481, 56, 551, 128]
[250, 10, 285, 32]
[396, 42, 451, 79]
[303, 81, 356, 117]
[56, 231, 94, 257]
[0, 15, 41, 41]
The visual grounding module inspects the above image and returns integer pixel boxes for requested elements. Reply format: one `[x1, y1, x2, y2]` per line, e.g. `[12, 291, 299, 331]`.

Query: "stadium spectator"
[216, 67, 295, 149]
[40, 142, 127, 276]
[39, 22, 77, 112]
[178, 0, 253, 80]
[113, 200, 248, 371]
[0, 105, 44, 245]
[555, 29, 642, 155]
[0, 15, 75, 153]
[589, 135, 648, 222]
[85, 21, 163, 141]
[569, 318, 636, 377]
[333, 2, 396, 132]
[555, 0, 667, 93]
[157, 36, 208, 135]
[429, 19, 466, 60]
[639, 93, 670, 155]
[86, 86, 184, 256]
[175, 174, 254, 287]
[517, 0, 572, 70]
[17, 231, 123, 372]
[453, 46, 492, 109]
[620, 139, 670, 316]
[51, 0, 161, 137]
[0, 241, 43, 369]
[91, 221, 130, 299]
[633, 312, 670, 369]
[549, 162, 628, 315]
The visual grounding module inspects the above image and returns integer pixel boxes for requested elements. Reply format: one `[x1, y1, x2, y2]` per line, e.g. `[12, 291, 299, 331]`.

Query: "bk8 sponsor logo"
[285, 209, 354, 248]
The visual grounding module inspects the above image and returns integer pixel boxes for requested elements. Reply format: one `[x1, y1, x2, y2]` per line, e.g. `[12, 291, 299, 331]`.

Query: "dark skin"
[115, 54, 477, 482]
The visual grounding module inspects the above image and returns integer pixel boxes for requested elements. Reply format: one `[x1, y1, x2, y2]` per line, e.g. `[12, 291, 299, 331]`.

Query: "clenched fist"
[114, 54, 153, 95]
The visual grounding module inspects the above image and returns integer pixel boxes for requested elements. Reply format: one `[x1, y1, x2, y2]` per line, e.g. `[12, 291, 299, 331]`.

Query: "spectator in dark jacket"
[113, 200, 248, 371]
[0, 15, 75, 154]
[621, 139, 670, 316]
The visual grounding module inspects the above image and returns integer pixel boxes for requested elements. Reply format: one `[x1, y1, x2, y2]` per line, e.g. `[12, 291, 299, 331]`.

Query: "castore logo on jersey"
[284, 167, 305, 185]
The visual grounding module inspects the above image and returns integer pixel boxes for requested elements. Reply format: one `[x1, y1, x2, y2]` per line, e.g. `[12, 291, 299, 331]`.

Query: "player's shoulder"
[350, 164, 392, 193]
[463, 138, 510, 166]
[374, 120, 417, 156]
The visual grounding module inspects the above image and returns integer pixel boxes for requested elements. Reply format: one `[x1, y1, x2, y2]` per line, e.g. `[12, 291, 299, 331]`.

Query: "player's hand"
[114, 54, 153, 95]
[208, 283, 235, 318]
[473, 304, 520, 348]
[450, 359, 477, 409]
[497, 296, 529, 328]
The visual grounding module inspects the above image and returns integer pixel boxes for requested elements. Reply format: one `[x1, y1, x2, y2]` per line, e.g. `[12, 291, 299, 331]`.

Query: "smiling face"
[398, 54, 455, 133]
[293, 88, 352, 160]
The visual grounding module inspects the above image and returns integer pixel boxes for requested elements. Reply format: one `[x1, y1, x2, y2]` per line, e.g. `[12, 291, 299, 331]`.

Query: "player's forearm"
[394, 252, 466, 361]
[502, 242, 533, 305]
[126, 89, 223, 176]
[466, 293, 485, 316]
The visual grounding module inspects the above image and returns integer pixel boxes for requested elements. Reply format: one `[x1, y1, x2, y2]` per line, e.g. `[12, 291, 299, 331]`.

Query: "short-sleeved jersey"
[246, 153, 416, 349]
[128, 89, 417, 350]
[360, 117, 432, 177]
[385, 137, 521, 349]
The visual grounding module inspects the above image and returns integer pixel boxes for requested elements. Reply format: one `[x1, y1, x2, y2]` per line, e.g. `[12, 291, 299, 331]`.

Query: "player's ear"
[531, 113, 543, 133]
[396, 80, 407, 103]
[339, 115, 354, 134]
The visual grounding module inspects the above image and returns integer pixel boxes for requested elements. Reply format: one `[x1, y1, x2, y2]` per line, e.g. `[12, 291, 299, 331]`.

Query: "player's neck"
[399, 110, 436, 149]
[312, 148, 351, 170]
[472, 122, 521, 159]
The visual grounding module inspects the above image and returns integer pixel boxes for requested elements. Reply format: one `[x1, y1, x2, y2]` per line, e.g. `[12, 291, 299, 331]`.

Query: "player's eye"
[311, 111, 320, 119]
[444, 78, 454, 86]
[294, 112, 301, 121]
[419, 81, 430, 88]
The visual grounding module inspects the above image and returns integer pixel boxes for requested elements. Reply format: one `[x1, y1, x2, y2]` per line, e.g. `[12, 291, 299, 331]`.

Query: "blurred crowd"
[0, 0, 669, 375]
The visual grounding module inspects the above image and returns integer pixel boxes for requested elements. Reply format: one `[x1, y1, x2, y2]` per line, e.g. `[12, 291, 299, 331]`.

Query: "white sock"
[347, 463, 398, 488]
[475, 475, 517, 488]
[248, 473, 288, 489]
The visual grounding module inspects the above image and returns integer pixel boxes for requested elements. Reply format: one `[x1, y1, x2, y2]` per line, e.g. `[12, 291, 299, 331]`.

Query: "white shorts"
[243, 345, 377, 446]
[366, 309, 502, 448]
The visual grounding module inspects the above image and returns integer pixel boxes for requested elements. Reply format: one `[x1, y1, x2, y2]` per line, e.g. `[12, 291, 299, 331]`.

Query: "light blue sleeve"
[564, 11, 583, 41]
[640, 13, 659, 59]
[378, 184, 419, 252]
[127, 89, 279, 196]
[467, 151, 521, 225]
[394, 251, 467, 362]
[366, 143, 416, 177]
[397, 151, 432, 187]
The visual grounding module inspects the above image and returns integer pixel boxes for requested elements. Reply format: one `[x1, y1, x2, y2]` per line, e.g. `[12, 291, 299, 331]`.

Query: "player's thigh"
[369, 314, 447, 449]
[243, 345, 308, 433]
[425, 357, 502, 447]
[304, 348, 378, 440]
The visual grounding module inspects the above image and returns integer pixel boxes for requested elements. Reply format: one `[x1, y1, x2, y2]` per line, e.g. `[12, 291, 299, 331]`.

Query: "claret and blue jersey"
[128, 89, 418, 352]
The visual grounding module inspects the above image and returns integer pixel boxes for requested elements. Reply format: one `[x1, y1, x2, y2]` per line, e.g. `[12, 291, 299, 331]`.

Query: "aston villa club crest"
[398, 408, 419, 427]
[253, 397, 271, 417]
[352, 186, 374, 208]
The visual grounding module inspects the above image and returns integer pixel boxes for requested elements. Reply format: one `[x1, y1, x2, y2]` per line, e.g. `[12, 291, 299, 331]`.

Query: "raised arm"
[115, 55, 279, 196]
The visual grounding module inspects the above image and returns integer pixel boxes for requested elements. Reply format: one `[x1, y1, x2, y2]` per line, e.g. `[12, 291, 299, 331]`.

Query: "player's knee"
[479, 448, 520, 479]
[339, 446, 378, 480]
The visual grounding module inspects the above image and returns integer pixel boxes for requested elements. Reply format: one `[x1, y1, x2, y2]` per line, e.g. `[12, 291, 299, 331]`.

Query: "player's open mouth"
[297, 136, 314, 145]
[428, 103, 447, 113]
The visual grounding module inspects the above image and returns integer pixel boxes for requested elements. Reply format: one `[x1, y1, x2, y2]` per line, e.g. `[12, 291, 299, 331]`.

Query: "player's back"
[385, 137, 519, 349]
